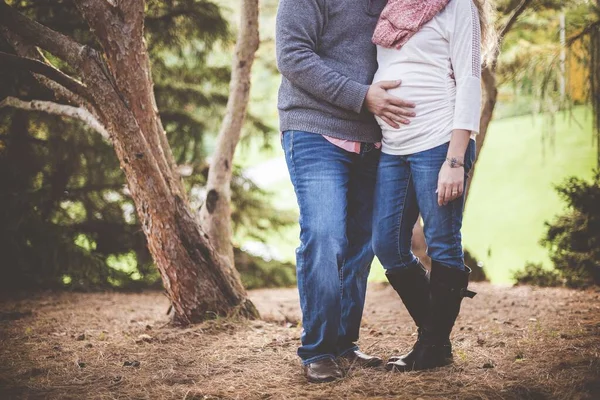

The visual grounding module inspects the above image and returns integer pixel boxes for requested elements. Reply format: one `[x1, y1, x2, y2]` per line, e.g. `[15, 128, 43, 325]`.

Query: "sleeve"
[275, 0, 370, 114]
[449, 0, 482, 134]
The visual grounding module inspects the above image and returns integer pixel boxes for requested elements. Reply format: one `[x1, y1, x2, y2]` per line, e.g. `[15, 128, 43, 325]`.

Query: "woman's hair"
[472, 0, 499, 65]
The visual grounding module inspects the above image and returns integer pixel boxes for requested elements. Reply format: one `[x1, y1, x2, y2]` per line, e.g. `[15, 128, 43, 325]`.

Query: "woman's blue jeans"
[372, 140, 476, 271]
[282, 130, 380, 365]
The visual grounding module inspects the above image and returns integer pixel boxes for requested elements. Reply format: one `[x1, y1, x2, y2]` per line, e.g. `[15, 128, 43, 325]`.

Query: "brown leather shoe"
[303, 358, 343, 383]
[340, 350, 383, 368]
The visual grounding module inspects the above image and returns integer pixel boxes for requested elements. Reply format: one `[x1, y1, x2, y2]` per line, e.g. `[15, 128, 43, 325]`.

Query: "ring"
[452, 191, 458, 195]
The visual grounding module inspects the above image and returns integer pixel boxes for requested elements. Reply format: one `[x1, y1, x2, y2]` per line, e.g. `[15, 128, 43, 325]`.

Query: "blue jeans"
[372, 140, 476, 271]
[282, 130, 380, 365]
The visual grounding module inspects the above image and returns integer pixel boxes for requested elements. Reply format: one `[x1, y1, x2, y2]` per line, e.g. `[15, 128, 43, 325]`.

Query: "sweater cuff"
[342, 80, 370, 114]
[453, 76, 481, 134]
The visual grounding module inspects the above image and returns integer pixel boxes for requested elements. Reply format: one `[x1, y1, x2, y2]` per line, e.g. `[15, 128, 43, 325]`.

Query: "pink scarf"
[372, 0, 450, 49]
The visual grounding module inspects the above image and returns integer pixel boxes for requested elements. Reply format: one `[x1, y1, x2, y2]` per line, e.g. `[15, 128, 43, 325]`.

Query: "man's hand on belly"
[365, 80, 416, 129]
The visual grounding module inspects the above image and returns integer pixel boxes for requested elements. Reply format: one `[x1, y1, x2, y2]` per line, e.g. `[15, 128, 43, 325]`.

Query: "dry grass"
[1, 282, 599, 400]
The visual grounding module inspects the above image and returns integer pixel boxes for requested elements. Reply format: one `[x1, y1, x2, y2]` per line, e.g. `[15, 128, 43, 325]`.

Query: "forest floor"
[1, 283, 599, 400]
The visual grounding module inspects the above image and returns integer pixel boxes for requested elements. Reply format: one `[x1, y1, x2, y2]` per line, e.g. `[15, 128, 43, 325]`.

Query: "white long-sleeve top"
[373, 0, 482, 155]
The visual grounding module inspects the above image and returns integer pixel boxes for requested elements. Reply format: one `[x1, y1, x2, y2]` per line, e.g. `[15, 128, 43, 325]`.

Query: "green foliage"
[513, 262, 563, 287]
[540, 171, 600, 287]
[0, 0, 286, 291]
[495, 0, 600, 160]
[513, 171, 600, 288]
[234, 248, 296, 290]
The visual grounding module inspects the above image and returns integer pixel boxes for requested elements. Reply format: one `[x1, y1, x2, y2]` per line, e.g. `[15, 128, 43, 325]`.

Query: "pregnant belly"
[386, 83, 455, 121]
[376, 84, 455, 153]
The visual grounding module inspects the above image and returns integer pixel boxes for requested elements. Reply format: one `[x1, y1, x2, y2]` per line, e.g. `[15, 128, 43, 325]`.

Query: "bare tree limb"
[0, 51, 91, 102]
[0, 2, 88, 69]
[200, 0, 260, 265]
[487, 0, 535, 72]
[0, 28, 88, 107]
[0, 7, 214, 35]
[499, 0, 534, 41]
[0, 96, 110, 140]
[567, 20, 600, 46]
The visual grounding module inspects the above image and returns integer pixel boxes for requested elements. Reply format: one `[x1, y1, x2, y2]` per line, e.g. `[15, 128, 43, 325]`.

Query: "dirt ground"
[0, 282, 599, 400]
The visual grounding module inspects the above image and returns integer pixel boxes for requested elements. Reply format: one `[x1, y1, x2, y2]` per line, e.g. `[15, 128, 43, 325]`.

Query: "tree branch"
[499, 0, 534, 40]
[0, 28, 88, 107]
[0, 2, 88, 69]
[0, 96, 110, 140]
[567, 20, 600, 46]
[0, 51, 91, 102]
[489, 0, 535, 71]
[200, 0, 260, 265]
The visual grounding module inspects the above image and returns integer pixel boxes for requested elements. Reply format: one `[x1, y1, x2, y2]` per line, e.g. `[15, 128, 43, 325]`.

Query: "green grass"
[462, 107, 596, 283]
[236, 107, 597, 284]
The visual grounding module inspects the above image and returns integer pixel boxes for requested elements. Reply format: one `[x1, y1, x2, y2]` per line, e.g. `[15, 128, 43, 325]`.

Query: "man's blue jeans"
[372, 140, 476, 271]
[282, 130, 380, 365]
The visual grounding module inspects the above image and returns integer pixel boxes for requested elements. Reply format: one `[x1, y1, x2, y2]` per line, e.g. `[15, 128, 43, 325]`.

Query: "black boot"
[386, 262, 476, 372]
[385, 262, 430, 328]
[388, 335, 453, 362]
[384, 262, 437, 372]
[428, 261, 476, 363]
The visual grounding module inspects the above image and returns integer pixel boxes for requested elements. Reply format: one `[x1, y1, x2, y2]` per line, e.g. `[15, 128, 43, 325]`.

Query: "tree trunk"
[0, 0, 259, 325]
[465, 65, 498, 202]
[200, 0, 260, 267]
[411, 219, 431, 269]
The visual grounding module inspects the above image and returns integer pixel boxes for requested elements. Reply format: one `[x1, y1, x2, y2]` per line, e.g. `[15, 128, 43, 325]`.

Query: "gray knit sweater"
[276, 0, 386, 143]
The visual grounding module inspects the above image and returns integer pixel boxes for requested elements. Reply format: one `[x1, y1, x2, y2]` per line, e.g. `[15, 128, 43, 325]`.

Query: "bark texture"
[199, 0, 260, 267]
[0, 0, 259, 325]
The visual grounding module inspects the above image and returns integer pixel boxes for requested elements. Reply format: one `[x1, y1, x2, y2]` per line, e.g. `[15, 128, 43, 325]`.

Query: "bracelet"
[446, 157, 464, 168]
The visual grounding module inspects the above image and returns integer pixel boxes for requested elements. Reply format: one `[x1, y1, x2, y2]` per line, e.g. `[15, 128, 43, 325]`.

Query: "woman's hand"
[437, 161, 464, 206]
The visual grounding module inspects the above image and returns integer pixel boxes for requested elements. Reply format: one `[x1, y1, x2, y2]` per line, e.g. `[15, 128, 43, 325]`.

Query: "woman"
[371, 0, 496, 372]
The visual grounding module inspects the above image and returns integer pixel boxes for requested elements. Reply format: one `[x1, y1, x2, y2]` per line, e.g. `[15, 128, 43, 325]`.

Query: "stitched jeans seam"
[289, 132, 309, 324]
[396, 168, 413, 262]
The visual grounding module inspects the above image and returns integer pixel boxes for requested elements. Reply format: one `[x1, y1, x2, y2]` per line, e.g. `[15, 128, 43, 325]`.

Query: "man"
[276, 0, 416, 383]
